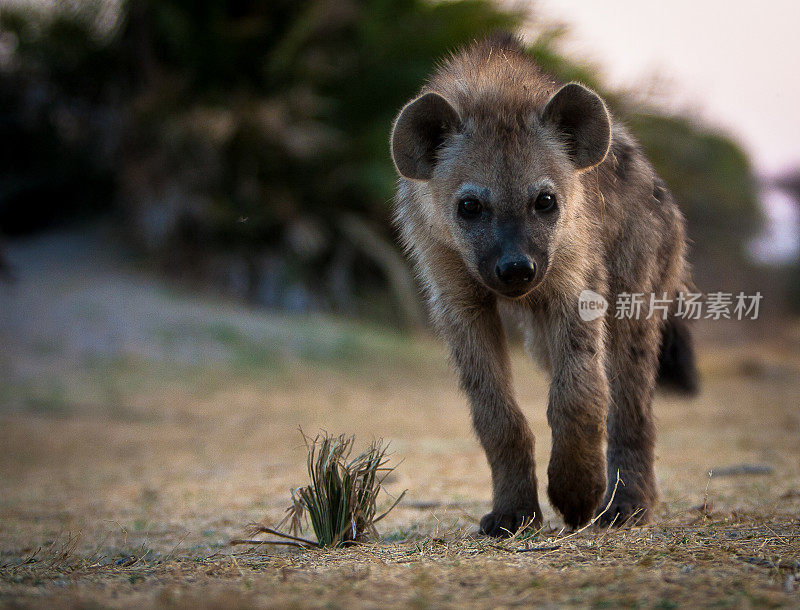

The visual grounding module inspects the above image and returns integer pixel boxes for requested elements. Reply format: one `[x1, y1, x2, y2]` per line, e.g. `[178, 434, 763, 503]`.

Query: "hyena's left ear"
[542, 83, 612, 170]
[391, 92, 461, 181]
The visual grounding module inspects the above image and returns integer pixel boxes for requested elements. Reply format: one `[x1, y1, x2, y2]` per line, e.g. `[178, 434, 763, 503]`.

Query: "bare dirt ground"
[1, 228, 799, 608]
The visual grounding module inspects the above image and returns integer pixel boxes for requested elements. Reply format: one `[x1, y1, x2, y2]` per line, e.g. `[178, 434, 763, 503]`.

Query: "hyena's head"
[391, 83, 611, 299]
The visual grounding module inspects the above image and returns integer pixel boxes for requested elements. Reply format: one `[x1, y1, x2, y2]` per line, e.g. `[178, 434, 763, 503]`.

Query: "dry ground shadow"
[1, 229, 799, 608]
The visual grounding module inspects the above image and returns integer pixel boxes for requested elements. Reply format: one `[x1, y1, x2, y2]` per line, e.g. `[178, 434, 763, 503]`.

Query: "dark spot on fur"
[570, 337, 596, 356]
[630, 346, 646, 359]
[612, 140, 634, 182]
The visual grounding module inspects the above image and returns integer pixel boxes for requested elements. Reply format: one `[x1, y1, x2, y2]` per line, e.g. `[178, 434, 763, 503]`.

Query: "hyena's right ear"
[391, 92, 460, 181]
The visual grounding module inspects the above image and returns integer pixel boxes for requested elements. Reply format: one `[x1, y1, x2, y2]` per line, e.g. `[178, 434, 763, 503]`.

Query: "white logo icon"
[578, 289, 608, 321]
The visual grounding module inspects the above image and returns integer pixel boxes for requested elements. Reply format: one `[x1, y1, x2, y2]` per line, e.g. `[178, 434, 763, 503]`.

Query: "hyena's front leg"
[545, 304, 609, 528]
[433, 291, 542, 537]
[598, 315, 662, 525]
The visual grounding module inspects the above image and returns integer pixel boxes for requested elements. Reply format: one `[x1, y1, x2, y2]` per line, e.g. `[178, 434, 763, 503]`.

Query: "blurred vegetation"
[777, 170, 800, 312]
[0, 0, 762, 326]
[0, 1, 122, 232]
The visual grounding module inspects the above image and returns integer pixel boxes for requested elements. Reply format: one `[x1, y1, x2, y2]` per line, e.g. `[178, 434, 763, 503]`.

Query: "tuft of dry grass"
[235, 431, 405, 549]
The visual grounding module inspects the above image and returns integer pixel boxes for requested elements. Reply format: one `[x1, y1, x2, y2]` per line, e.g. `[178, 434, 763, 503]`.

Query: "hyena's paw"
[479, 509, 542, 538]
[595, 489, 654, 527]
[547, 464, 606, 529]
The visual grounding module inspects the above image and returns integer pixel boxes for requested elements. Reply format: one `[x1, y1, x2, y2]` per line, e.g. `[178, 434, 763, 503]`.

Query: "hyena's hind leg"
[599, 314, 662, 525]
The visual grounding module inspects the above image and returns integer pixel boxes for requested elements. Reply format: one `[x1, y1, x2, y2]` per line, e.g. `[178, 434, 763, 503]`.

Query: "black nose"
[495, 257, 536, 285]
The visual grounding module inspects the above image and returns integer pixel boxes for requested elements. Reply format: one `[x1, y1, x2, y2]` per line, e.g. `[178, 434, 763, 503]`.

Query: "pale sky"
[525, 0, 800, 177]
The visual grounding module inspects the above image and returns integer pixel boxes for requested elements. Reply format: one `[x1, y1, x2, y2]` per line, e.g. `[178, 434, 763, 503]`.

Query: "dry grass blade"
[230, 539, 308, 549]
[246, 526, 316, 548]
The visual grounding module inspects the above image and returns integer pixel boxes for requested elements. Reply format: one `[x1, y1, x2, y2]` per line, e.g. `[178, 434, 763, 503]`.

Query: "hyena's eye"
[533, 192, 557, 213]
[458, 198, 482, 219]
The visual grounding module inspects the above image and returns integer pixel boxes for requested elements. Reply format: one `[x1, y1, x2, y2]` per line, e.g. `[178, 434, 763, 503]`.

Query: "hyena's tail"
[657, 316, 699, 396]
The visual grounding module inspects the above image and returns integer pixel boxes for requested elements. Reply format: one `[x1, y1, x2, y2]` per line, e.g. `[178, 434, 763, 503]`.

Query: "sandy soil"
[1, 229, 799, 608]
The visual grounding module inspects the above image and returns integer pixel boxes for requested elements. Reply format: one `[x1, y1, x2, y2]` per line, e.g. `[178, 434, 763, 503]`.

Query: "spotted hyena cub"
[390, 34, 697, 536]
